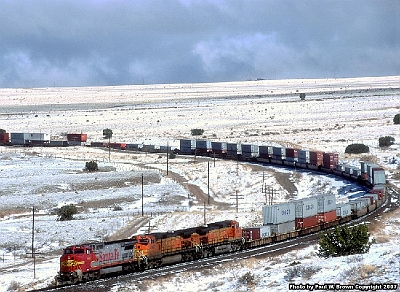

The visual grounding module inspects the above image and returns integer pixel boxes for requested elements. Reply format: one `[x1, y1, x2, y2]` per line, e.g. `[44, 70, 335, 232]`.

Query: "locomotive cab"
[57, 245, 95, 284]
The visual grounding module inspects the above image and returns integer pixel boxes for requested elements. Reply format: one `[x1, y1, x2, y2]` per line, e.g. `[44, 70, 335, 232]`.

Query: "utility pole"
[203, 201, 206, 225]
[141, 174, 144, 216]
[230, 190, 244, 213]
[207, 161, 210, 204]
[166, 141, 169, 176]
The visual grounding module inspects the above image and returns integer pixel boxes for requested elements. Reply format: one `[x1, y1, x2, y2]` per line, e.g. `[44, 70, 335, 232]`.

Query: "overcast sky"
[0, 0, 399, 88]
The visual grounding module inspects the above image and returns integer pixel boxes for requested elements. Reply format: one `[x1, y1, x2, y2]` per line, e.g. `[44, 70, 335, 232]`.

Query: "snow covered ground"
[0, 76, 399, 291]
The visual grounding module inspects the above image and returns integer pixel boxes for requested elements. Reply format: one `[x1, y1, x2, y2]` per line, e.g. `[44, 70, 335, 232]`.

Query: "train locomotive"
[57, 220, 243, 285]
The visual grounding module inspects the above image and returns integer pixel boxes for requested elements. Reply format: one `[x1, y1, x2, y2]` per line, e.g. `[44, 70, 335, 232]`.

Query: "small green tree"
[85, 160, 98, 171]
[393, 114, 400, 125]
[379, 136, 395, 147]
[345, 143, 369, 154]
[191, 128, 204, 136]
[57, 204, 78, 221]
[318, 224, 371, 258]
[0, 129, 6, 133]
[103, 128, 113, 139]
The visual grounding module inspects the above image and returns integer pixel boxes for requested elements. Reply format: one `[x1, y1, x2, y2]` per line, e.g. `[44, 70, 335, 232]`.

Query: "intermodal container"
[317, 210, 337, 223]
[50, 140, 68, 147]
[344, 165, 354, 175]
[91, 141, 106, 147]
[196, 140, 212, 153]
[269, 221, 295, 235]
[298, 150, 310, 163]
[180, 139, 196, 154]
[322, 152, 338, 169]
[362, 195, 373, 206]
[336, 164, 345, 172]
[316, 194, 336, 213]
[0, 132, 9, 144]
[352, 168, 361, 177]
[350, 198, 370, 210]
[142, 144, 159, 152]
[371, 168, 385, 185]
[294, 197, 318, 218]
[362, 194, 378, 205]
[126, 143, 143, 150]
[227, 143, 241, 156]
[336, 203, 352, 217]
[242, 144, 259, 158]
[67, 134, 87, 142]
[242, 226, 271, 240]
[262, 202, 295, 225]
[259, 146, 272, 159]
[211, 142, 227, 154]
[360, 161, 369, 174]
[367, 163, 379, 177]
[273, 147, 285, 156]
[309, 151, 323, 165]
[10, 133, 30, 145]
[295, 216, 318, 229]
[286, 148, 298, 158]
[110, 142, 127, 150]
[160, 145, 172, 152]
[368, 185, 385, 198]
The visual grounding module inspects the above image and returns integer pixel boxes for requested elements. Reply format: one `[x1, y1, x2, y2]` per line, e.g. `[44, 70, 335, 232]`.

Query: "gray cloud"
[0, 0, 399, 88]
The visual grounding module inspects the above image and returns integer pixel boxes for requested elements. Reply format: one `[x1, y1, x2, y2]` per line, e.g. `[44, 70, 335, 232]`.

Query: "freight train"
[0, 131, 387, 285]
[55, 138, 387, 285]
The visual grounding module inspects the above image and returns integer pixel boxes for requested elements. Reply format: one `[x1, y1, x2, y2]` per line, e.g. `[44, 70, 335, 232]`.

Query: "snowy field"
[0, 76, 399, 291]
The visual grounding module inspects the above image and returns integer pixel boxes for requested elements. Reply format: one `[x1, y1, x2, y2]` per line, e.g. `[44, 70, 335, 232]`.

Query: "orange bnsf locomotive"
[57, 220, 242, 285]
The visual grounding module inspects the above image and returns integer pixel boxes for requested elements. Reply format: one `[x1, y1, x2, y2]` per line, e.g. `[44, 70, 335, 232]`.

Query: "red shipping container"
[295, 216, 318, 229]
[67, 133, 87, 142]
[309, 151, 323, 165]
[0, 132, 10, 143]
[317, 210, 337, 223]
[286, 148, 298, 158]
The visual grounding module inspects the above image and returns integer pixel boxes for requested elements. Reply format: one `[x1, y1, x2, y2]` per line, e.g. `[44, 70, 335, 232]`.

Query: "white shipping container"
[316, 194, 336, 213]
[294, 197, 318, 218]
[262, 202, 295, 225]
[30, 133, 50, 141]
[336, 203, 352, 217]
[372, 169, 386, 185]
[269, 221, 295, 235]
[350, 198, 370, 210]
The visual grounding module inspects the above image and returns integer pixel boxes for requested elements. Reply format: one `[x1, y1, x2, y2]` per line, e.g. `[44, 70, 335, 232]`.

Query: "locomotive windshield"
[63, 248, 85, 254]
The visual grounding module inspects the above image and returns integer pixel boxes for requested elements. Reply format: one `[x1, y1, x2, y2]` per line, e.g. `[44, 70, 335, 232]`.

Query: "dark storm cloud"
[0, 0, 399, 88]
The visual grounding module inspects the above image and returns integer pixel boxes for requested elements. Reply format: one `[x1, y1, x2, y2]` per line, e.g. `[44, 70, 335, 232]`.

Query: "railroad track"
[29, 188, 397, 292]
